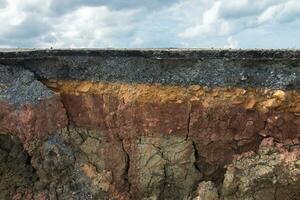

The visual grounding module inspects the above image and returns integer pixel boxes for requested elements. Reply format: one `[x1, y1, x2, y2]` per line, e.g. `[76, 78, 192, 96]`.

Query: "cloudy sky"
[0, 0, 299, 48]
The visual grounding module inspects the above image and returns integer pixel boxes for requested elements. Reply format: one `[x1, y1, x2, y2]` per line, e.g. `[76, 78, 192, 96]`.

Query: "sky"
[0, 0, 299, 48]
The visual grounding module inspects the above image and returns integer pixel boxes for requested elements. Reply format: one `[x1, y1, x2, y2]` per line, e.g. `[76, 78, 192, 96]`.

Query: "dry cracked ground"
[0, 49, 299, 200]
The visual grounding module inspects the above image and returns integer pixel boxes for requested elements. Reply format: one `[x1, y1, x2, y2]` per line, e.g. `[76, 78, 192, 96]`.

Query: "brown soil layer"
[1, 79, 300, 199]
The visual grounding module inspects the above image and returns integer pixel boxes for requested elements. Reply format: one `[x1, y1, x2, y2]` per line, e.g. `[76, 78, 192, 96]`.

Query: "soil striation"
[0, 49, 299, 200]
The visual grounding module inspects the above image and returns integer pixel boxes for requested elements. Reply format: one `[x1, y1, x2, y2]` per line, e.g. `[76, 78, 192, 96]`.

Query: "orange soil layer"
[45, 80, 300, 113]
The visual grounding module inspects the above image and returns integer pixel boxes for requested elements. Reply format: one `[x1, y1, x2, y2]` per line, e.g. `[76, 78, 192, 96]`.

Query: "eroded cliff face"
[0, 49, 299, 200]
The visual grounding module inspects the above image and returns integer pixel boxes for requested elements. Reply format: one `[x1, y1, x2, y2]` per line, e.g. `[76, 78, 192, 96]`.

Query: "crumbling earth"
[193, 138, 300, 200]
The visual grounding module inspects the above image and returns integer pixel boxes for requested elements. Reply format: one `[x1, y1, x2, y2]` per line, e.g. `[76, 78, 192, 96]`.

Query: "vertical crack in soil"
[186, 101, 192, 141]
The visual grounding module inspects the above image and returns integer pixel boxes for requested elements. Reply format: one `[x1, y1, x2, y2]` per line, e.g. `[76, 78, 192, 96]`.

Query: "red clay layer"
[60, 91, 300, 179]
[0, 95, 67, 152]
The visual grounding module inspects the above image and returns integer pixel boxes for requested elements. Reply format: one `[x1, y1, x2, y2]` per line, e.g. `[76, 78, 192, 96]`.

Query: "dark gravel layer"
[0, 49, 300, 89]
[0, 65, 54, 106]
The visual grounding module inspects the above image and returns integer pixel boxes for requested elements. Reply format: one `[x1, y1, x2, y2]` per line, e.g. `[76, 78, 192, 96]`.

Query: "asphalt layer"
[0, 49, 299, 89]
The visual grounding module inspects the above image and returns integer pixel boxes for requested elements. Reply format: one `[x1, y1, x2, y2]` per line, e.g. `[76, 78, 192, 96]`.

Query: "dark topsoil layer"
[0, 49, 300, 89]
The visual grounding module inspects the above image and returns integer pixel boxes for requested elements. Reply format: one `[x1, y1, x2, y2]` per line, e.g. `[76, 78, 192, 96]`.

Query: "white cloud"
[176, 0, 300, 48]
[257, 5, 280, 24]
[0, 0, 299, 48]
[224, 36, 239, 48]
[0, 0, 141, 47]
[203, 1, 221, 25]
[48, 6, 140, 47]
[258, 0, 300, 24]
